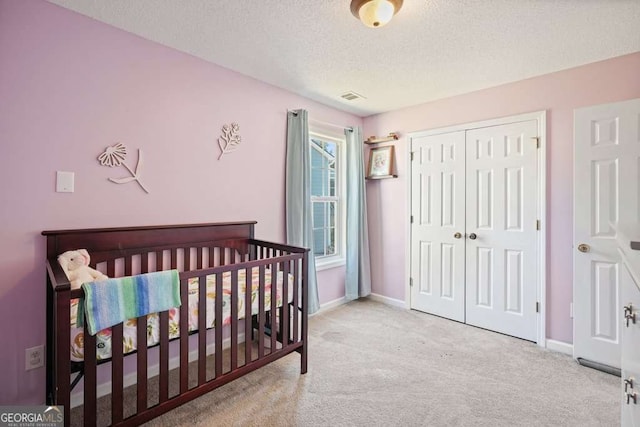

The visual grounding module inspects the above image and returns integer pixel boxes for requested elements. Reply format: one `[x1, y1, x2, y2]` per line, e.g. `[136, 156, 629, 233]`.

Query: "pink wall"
[0, 0, 359, 404]
[363, 52, 640, 344]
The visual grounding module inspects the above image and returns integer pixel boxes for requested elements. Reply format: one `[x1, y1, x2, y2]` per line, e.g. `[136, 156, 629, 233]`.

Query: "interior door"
[410, 131, 466, 322]
[574, 98, 640, 369]
[465, 121, 539, 341]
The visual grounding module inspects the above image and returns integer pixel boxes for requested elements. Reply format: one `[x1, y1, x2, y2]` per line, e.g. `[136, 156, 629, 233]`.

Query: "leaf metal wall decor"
[98, 143, 149, 193]
[218, 122, 241, 160]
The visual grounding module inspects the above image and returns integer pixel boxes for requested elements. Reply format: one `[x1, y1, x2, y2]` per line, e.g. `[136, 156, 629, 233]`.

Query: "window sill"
[315, 257, 346, 272]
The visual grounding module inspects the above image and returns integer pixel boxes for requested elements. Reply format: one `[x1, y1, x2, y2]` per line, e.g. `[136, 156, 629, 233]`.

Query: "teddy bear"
[57, 249, 109, 290]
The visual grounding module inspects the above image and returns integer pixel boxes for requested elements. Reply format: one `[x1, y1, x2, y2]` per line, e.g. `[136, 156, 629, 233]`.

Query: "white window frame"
[310, 130, 346, 271]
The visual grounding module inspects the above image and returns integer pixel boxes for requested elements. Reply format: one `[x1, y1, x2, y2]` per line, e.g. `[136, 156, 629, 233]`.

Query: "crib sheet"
[69, 269, 293, 361]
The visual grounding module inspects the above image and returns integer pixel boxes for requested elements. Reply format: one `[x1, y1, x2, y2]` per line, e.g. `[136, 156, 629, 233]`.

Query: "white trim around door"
[405, 111, 547, 346]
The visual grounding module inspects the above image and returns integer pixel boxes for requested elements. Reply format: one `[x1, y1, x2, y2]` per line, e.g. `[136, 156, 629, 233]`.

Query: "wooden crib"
[43, 221, 308, 426]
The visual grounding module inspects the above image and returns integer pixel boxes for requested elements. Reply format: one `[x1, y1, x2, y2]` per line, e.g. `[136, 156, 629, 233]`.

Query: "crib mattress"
[70, 269, 293, 361]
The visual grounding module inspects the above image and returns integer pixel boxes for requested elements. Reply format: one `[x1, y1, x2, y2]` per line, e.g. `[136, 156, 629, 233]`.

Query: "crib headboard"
[42, 221, 257, 260]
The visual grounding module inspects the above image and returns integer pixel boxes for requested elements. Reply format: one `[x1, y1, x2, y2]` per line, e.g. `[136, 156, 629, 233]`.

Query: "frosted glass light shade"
[359, 0, 394, 27]
[350, 0, 403, 28]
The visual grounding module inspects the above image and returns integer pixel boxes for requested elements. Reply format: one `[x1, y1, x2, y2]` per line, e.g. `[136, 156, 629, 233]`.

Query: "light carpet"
[82, 299, 619, 426]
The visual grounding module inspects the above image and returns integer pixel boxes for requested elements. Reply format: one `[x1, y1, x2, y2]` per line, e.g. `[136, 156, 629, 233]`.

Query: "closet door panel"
[410, 131, 466, 322]
[465, 121, 539, 341]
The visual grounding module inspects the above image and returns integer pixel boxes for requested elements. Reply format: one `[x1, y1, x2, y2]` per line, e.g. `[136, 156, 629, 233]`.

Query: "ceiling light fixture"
[350, 0, 403, 28]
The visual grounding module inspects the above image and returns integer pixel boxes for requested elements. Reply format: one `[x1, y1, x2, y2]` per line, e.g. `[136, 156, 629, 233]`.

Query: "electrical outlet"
[26, 345, 44, 371]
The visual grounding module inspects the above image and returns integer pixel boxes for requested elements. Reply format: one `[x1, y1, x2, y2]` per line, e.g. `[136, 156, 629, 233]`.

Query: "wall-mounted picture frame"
[367, 145, 396, 178]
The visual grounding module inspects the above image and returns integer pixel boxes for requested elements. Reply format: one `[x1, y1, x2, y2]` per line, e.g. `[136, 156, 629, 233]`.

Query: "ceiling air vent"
[341, 91, 365, 101]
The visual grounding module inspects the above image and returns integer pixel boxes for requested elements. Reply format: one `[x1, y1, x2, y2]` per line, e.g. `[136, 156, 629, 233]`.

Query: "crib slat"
[293, 259, 299, 343]
[197, 247, 203, 269]
[220, 247, 226, 266]
[230, 269, 238, 370]
[198, 275, 206, 385]
[258, 265, 266, 358]
[245, 267, 252, 365]
[84, 324, 97, 426]
[249, 244, 256, 261]
[185, 247, 191, 271]
[136, 315, 148, 413]
[270, 261, 277, 352]
[125, 256, 132, 277]
[214, 272, 223, 377]
[141, 252, 149, 275]
[282, 260, 290, 347]
[171, 248, 177, 270]
[159, 311, 169, 403]
[107, 259, 115, 279]
[179, 279, 189, 394]
[156, 251, 163, 271]
[111, 322, 124, 423]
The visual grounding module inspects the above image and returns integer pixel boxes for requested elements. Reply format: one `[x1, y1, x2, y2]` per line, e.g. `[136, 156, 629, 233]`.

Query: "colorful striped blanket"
[78, 270, 181, 336]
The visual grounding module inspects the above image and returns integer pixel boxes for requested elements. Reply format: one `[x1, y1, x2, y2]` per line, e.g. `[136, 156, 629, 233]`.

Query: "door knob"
[577, 244, 590, 253]
[469, 233, 477, 240]
[454, 232, 462, 239]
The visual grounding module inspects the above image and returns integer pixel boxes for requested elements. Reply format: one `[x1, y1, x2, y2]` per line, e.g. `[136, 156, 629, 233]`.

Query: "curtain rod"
[287, 110, 353, 132]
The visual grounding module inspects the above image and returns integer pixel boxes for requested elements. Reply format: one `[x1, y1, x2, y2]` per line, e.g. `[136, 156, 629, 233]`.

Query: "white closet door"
[410, 131, 466, 322]
[574, 98, 640, 369]
[465, 120, 539, 341]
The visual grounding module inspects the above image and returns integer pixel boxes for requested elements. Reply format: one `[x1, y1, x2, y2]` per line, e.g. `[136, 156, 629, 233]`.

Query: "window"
[310, 132, 345, 269]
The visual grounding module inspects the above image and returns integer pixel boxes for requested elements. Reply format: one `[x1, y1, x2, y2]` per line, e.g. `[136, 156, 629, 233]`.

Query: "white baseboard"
[368, 293, 406, 308]
[314, 296, 347, 315]
[70, 333, 246, 408]
[545, 339, 573, 356]
[315, 293, 407, 314]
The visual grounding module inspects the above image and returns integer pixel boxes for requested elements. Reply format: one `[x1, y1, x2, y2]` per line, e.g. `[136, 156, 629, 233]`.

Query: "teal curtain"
[345, 126, 372, 300]
[286, 109, 320, 314]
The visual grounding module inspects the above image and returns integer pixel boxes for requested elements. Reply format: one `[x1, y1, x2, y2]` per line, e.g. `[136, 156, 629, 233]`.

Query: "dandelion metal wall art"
[98, 143, 149, 193]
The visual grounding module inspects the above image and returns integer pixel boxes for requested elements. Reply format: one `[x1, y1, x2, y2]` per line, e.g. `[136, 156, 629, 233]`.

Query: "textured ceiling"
[47, 0, 640, 117]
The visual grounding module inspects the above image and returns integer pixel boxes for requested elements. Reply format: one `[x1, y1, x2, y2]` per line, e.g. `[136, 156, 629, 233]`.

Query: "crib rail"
[45, 231, 308, 427]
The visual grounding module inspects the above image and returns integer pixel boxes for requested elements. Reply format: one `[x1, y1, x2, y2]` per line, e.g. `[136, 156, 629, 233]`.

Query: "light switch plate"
[56, 171, 74, 193]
